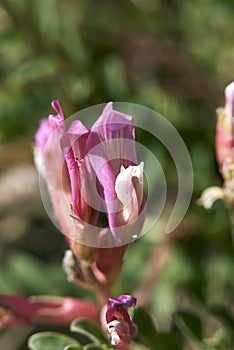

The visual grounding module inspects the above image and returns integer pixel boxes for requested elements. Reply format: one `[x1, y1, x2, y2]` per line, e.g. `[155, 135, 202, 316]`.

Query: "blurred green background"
[0, 0, 234, 349]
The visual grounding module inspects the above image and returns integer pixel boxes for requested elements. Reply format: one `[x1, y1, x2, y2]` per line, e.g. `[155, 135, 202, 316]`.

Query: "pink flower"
[216, 82, 234, 168]
[105, 295, 137, 349]
[35, 101, 146, 288]
[35, 101, 145, 256]
[0, 294, 99, 329]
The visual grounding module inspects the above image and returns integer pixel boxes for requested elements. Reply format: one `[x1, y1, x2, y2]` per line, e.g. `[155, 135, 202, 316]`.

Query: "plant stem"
[135, 241, 170, 307]
[228, 204, 234, 244]
[80, 260, 111, 307]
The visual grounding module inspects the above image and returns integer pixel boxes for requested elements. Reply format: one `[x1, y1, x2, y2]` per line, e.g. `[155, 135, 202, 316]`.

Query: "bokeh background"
[0, 0, 234, 349]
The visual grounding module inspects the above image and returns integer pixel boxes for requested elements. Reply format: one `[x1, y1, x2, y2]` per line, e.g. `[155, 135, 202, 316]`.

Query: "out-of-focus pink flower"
[105, 295, 137, 349]
[216, 82, 234, 168]
[0, 294, 99, 329]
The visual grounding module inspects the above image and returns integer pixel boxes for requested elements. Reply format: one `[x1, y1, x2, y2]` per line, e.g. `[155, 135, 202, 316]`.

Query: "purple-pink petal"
[91, 102, 137, 174]
[61, 121, 90, 219]
[87, 131, 120, 240]
[116, 295, 136, 308]
[49, 100, 65, 130]
[106, 299, 132, 328]
[35, 118, 51, 152]
[88, 103, 140, 240]
[106, 295, 137, 341]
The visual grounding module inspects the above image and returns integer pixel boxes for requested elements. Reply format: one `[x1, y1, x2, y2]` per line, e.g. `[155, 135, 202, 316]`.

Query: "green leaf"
[103, 55, 128, 99]
[83, 344, 108, 350]
[71, 319, 108, 345]
[7, 56, 58, 88]
[28, 332, 81, 350]
[157, 333, 182, 350]
[133, 308, 182, 349]
[209, 305, 234, 331]
[6, 252, 53, 294]
[174, 310, 203, 343]
[133, 307, 159, 348]
[64, 346, 82, 350]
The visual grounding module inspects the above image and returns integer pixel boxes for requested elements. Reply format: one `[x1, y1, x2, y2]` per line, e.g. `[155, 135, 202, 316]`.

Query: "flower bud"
[216, 82, 234, 168]
[0, 294, 99, 328]
[105, 295, 137, 349]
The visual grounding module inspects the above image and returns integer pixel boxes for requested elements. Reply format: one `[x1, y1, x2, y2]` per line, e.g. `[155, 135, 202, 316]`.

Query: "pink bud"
[105, 295, 137, 348]
[0, 295, 99, 329]
[216, 82, 234, 168]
